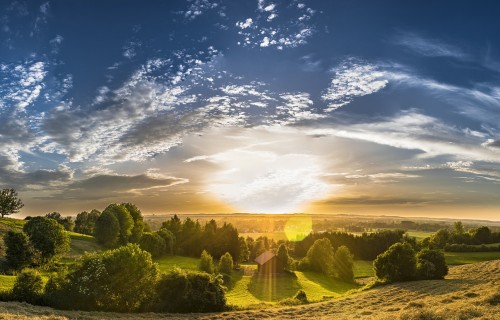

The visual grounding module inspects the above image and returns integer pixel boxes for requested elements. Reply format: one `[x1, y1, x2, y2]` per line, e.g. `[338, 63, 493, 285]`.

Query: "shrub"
[46, 244, 158, 312]
[4, 231, 33, 270]
[94, 210, 120, 247]
[12, 269, 44, 304]
[139, 232, 166, 258]
[277, 244, 290, 271]
[333, 245, 354, 282]
[416, 249, 448, 280]
[374, 242, 416, 282]
[305, 238, 334, 276]
[157, 229, 175, 255]
[153, 269, 226, 313]
[199, 250, 215, 274]
[218, 252, 233, 275]
[294, 289, 308, 303]
[23, 217, 70, 265]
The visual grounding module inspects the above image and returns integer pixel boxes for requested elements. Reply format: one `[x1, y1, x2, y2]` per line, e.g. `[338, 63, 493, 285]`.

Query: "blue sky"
[1, 0, 500, 219]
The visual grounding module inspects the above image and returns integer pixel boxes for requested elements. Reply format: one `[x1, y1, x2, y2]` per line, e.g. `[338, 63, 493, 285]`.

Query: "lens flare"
[284, 216, 312, 241]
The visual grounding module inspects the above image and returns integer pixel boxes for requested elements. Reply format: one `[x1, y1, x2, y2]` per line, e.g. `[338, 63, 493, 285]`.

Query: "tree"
[4, 230, 33, 269]
[277, 244, 290, 271]
[373, 242, 416, 282]
[199, 250, 215, 274]
[333, 245, 354, 282]
[23, 217, 70, 265]
[306, 238, 334, 276]
[122, 203, 144, 243]
[218, 252, 234, 275]
[94, 210, 120, 247]
[45, 212, 74, 231]
[429, 229, 451, 249]
[0, 188, 24, 218]
[416, 249, 448, 280]
[139, 232, 166, 258]
[471, 226, 492, 244]
[46, 244, 158, 312]
[238, 236, 250, 263]
[156, 229, 175, 255]
[74, 209, 100, 235]
[12, 269, 44, 304]
[453, 221, 465, 235]
[153, 269, 226, 313]
[102, 204, 133, 245]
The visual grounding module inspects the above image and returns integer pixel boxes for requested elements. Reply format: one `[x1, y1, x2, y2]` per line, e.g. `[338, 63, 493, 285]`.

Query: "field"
[0, 259, 498, 320]
[444, 251, 500, 265]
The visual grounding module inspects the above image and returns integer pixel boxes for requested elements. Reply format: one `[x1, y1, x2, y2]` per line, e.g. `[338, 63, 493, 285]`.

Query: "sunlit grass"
[155, 255, 200, 273]
[0, 275, 15, 293]
[444, 251, 500, 265]
[353, 260, 374, 278]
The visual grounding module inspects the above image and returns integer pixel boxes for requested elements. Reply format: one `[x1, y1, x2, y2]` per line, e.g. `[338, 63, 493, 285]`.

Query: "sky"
[1, 0, 499, 220]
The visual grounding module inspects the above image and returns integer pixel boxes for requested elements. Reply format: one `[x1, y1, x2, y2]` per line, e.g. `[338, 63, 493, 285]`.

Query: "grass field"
[352, 260, 373, 278]
[444, 251, 500, 265]
[67, 232, 101, 257]
[406, 230, 433, 240]
[155, 255, 200, 273]
[0, 275, 15, 293]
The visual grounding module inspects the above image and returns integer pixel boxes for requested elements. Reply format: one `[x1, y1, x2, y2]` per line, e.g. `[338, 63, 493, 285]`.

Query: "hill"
[0, 260, 498, 319]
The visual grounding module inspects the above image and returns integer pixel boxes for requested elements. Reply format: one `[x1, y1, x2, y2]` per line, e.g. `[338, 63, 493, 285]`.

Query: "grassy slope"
[0, 259, 498, 320]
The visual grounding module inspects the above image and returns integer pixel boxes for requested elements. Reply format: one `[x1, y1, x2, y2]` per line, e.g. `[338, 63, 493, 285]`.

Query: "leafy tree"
[218, 252, 233, 275]
[199, 250, 215, 274]
[306, 238, 334, 276]
[277, 243, 290, 271]
[74, 209, 100, 235]
[453, 221, 465, 235]
[153, 269, 226, 313]
[332, 245, 354, 282]
[251, 239, 266, 260]
[471, 226, 492, 244]
[3, 230, 33, 270]
[156, 229, 175, 255]
[122, 203, 144, 243]
[0, 188, 24, 218]
[139, 232, 166, 258]
[239, 236, 250, 263]
[23, 217, 70, 265]
[47, 244, 158, 312]
[416, 249, 448, 280]
[102, 204, 133, 245]
[94, 210, 120, 247]
[429, 229, 451, 249]
[373, 242, 416, 282]
[12, 269, 44, 303]
[45, 212, 74, 231]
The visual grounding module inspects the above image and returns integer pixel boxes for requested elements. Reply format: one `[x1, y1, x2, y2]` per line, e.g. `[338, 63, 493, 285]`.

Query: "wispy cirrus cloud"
[393, 31, 467, 59]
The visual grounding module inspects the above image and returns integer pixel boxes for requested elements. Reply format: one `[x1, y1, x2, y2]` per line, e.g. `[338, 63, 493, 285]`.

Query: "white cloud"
[236, 18, 253, 29]
[322, 59, 388, 111]
[393, 31, 467, 59]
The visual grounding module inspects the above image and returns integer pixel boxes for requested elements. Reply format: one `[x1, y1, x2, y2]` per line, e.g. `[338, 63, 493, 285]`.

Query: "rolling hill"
[0, 260, 498, 320]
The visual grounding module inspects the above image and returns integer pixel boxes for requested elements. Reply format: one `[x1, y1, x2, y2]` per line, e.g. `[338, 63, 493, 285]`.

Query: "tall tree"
[23, 217, 70, 265]
[0, 188, 24, 218]
[94, 210, 120, 247]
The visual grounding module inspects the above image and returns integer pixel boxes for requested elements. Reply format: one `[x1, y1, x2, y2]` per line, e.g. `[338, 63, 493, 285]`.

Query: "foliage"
[94, 210, 120, 247]
[46, 244, 158, 312]
[23, 217, 70, 265]
[104, 204, 133, 245]
[139, 232, 166, 258]
[74, 209, 100, 235]
[305, 238, 334, 276]
[199, 250, 215, 274]
[277, 243, 290, 271]
[4, 230, 33, 270]
[295, 229, 406, 260]
[332, 245, 354, 282]
[153, 269, 226, 313]
[122, 203, 144, 243]
[373, 242, 416, 282]
[156, 229, 175, 255]
[416, 249, 448, 279]
[0, 188, 24, 218]
[239, 236, 250, 263]
[429, 229, 451, 249]
[294, 289, 308, 303]
[12, 269, 43, 304]
[45, 212, 74, 231]
[218, 252, 234, 275]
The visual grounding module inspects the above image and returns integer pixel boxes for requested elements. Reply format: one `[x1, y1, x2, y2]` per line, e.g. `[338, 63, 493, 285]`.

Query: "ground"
[0, 260, 498, 319]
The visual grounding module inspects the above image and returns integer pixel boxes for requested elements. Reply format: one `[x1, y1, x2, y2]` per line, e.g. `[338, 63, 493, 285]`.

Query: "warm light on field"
[284, 216, 313, 241]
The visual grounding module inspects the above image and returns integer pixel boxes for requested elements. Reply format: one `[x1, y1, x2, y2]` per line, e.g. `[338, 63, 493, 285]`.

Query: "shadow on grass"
[247, 272, 301, 302]
[299, 271, 358, 294]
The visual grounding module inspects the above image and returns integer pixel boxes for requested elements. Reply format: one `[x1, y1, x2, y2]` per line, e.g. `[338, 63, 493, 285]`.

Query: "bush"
[305, 238, 334, 276]
[4, 231, 33, 270]
[153, 269, 226, 313]
[23, 217, 70, 265]
[12, 269, 44, 304]
[333, 245, 354, 282]
[374, 242, 416, 282]
[294, 289, 308, 303]
[139, 232, 166, 258]
[416, 249, 448, 280]
[277, 244, 290, 271]
[46, 244, 158, 312]
[94, 210, 120, 247]
[199, 250, 215, 274]
[157, 229, 175, 255]
[218, 252, 233, 275]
